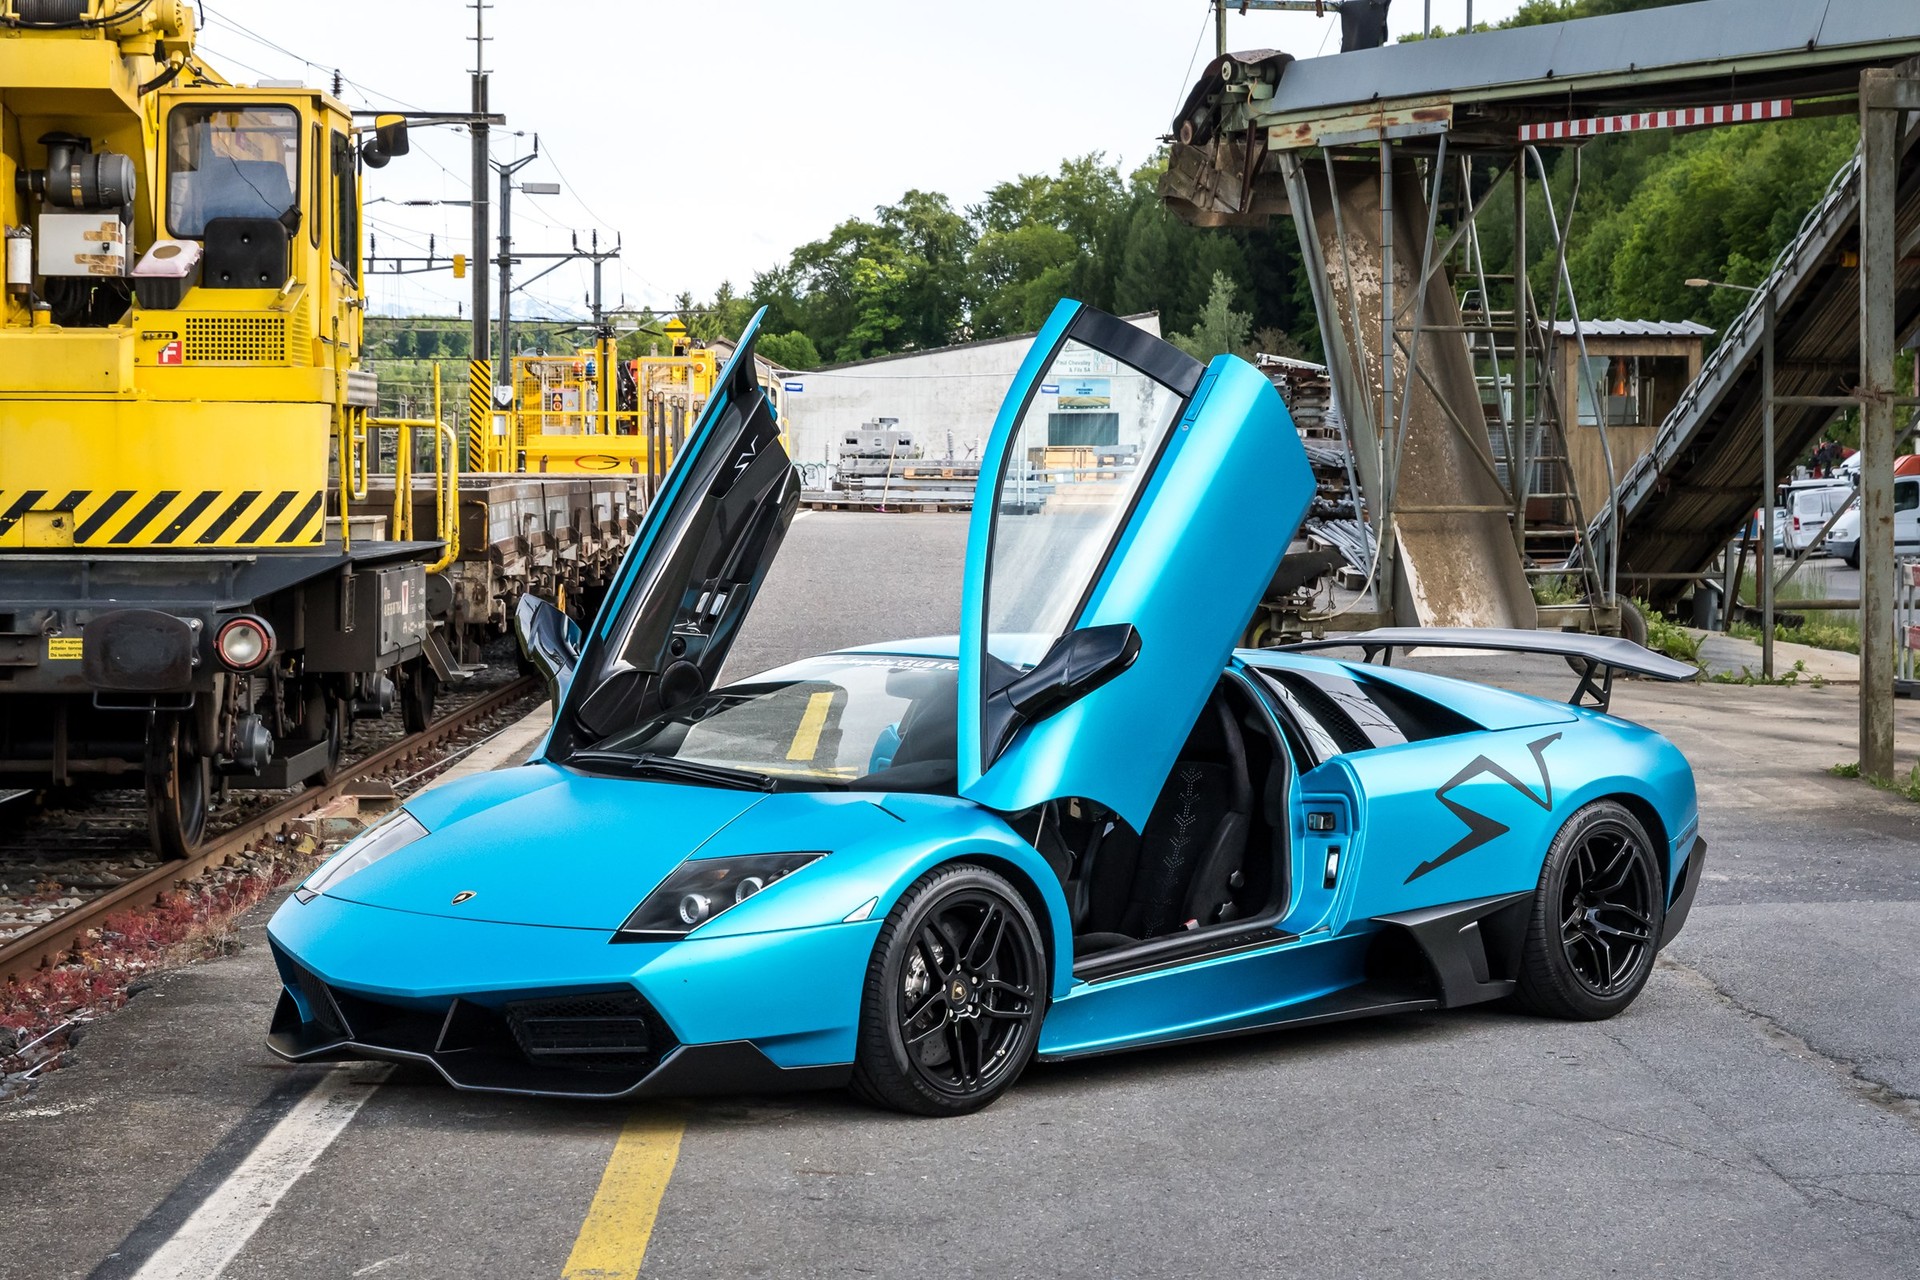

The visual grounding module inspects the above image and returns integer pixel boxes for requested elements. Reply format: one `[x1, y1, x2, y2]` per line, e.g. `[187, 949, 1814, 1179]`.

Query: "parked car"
[1825, 475, 1920, 568]
[265, 302, 1705, 1115]
[1785, 479, 1855, 555]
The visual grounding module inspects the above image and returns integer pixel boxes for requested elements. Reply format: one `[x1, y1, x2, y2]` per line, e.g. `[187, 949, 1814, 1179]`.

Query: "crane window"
[332, 131, 359, 281]
[167, 105, 300, 238]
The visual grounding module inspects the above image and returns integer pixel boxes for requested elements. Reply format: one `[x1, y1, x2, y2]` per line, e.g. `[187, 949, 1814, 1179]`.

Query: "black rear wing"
[1278, 628, 1698, 712]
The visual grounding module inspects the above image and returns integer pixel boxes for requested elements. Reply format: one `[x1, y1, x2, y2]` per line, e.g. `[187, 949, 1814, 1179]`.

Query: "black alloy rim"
[1559, 821, 1656, 996]
[896, 889, 1041, 1097]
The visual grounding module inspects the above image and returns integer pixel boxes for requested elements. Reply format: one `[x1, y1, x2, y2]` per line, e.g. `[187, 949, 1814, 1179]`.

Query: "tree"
[757, 330, 821, 371]
[1169, 272, 1253, 361]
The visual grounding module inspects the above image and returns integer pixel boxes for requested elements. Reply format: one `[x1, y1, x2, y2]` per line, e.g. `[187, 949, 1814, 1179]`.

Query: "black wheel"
[1514, 801, 1664, 1020]
[850, 864, 1047, 1116]
[302, 685, 344, 786]
[401, 663, 438, 734]
[145, 712, 210, 859]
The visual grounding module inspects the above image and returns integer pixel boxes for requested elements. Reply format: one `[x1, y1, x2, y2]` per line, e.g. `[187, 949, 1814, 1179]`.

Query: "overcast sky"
[201, 1, 1529, 320]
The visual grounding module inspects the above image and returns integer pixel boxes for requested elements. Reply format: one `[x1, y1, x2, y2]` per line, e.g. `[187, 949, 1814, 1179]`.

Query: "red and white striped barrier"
[1521, 99, 1793, 143]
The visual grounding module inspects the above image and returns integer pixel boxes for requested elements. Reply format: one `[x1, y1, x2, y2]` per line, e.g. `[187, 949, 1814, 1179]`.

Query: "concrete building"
[776, 313, 1162, 477]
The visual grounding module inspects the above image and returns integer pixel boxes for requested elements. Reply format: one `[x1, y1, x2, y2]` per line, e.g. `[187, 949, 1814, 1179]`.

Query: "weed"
[1709, 659, 1809, 686]
[1639, 602, 1704, 666]
[1827, 760, 1920, 802]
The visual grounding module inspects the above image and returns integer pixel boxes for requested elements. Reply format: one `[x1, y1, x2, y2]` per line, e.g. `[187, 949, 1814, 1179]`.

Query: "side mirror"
[360, 114, 411, 169]
[983, 623, 1140, 763]
[515, 594, 581, 703]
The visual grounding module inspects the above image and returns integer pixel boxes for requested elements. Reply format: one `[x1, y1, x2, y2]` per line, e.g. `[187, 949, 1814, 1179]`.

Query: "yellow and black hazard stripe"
[0, 489, 326, 548]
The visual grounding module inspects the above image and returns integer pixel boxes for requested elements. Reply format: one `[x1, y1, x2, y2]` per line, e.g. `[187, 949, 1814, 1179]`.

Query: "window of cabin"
[166, 104, 301, 239]
[309, 123, 322, 248]
[331, 130, 359, 282]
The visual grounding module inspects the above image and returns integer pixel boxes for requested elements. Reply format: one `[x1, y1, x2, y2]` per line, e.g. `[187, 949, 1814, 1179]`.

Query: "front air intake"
[502, 993, 668, 1071]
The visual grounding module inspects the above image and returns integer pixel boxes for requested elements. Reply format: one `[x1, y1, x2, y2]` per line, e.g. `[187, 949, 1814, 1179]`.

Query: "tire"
[146, 712, 210, 859]
[302, 685, 344, 787]
[849, 864, 1047, 1116]
[401, 663, 438, 734]
[1514, 800, 1664, 1020]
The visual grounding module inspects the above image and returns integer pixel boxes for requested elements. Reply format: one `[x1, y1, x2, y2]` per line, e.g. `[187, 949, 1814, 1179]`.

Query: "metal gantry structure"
[1169, 0, 1920, 772]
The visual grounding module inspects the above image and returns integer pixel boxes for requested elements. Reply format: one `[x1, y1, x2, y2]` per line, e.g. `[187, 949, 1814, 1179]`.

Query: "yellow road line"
[561, 1110, 686, 1280]
[786, 690, 835, 761]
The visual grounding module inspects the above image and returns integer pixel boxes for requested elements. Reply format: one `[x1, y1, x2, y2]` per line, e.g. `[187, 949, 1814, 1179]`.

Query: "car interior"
[1025, 675, 1291, 964]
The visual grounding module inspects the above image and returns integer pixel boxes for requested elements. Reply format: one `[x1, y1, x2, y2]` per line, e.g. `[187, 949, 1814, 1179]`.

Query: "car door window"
[984, 339, 1187, 668]
[1897, 481, 1918, 514]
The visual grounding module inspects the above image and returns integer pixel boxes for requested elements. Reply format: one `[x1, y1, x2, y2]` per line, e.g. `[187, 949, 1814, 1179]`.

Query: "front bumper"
[265, 892, 877, 1099]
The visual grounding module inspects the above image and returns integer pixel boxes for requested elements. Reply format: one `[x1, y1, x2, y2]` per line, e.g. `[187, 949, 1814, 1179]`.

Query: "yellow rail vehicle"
[0, 1, 451, 854]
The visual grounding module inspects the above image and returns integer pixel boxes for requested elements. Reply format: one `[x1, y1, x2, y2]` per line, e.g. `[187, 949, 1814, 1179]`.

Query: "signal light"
[215, 615, 275, 672]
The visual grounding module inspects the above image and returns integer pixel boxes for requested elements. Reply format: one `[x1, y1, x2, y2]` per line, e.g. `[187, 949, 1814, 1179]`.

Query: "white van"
[1825, 476, 1920, 568]
[1785, 480, 1855, 555]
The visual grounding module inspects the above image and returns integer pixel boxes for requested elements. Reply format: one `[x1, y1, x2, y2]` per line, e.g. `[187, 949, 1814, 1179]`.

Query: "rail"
[0, 674, 541, 987]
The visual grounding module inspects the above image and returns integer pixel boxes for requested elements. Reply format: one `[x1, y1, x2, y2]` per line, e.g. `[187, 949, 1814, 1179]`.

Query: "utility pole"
[468, 1, 491, 371]
[494, 137, 550, 392]
[1857, 65, 1911, 779]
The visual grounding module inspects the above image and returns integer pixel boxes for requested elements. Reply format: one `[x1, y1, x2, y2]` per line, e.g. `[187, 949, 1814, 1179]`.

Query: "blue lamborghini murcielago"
[267, 301, 1705, 1115]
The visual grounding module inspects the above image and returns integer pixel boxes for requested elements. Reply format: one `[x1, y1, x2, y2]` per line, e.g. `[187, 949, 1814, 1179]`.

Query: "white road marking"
[129, 1062, 392, 1280]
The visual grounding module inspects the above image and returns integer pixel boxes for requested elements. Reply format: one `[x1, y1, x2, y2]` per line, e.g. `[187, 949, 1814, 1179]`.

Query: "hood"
[325, 763, 767, 929]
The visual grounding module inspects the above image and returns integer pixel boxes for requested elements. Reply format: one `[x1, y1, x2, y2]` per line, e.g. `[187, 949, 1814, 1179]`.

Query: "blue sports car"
[267, 302, 1704, 1115]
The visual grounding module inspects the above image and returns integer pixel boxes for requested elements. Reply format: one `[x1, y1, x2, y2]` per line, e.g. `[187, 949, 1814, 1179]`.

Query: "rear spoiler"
[1278, 627, 1698, 712]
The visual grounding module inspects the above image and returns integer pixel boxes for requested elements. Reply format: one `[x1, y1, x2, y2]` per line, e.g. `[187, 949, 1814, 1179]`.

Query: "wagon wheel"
[302, 684, 345, 786]
[401, 661, 439, 734]
[146, 711, 210, 859]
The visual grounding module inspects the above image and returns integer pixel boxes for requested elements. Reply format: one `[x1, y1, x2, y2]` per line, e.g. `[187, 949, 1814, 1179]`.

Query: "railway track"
[0, 673, 543, 987]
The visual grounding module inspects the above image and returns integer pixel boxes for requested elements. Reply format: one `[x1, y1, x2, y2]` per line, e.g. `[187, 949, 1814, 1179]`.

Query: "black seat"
[1074, 693, 1252, 954]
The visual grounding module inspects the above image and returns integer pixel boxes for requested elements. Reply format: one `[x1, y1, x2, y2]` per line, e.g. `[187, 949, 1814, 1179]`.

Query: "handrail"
[368, 364, 451, 563]
[425, 419, 460, 574]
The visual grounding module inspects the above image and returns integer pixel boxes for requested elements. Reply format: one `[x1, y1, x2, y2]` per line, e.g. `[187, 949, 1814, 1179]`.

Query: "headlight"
[615, 851, 824, 940]
[295, 810, 429, 903]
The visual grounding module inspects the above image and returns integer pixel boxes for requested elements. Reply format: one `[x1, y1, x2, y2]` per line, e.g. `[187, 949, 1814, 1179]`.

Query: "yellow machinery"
[497, 318, 788, 490]
[0, 0, 461, 854]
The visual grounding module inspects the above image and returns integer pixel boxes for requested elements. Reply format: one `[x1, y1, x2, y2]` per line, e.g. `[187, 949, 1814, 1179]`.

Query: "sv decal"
[1405, 733, 1562, 884]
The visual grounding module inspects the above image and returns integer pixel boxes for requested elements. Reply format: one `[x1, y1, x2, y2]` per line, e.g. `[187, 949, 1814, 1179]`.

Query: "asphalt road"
[4, 511, 1919, 1280]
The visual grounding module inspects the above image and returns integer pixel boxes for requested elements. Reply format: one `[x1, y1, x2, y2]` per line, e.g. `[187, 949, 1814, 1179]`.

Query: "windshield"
[581, 652, 959, 791]
[167, 105, 301, 238]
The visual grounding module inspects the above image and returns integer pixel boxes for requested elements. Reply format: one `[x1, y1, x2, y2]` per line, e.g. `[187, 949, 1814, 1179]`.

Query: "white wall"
[779, 315, 1162, 480]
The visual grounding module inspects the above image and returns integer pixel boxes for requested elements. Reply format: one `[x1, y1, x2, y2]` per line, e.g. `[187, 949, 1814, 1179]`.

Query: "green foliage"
[1709, 658, 1807, 686]
[1831, 759, 1920, 802]
[665, 152, 1313, 368]
[1639, 605, 1703, 666]
[756, 330, 821, 371]
[1531, 574, 1581, 605]
[1169, 272, 1254, 362]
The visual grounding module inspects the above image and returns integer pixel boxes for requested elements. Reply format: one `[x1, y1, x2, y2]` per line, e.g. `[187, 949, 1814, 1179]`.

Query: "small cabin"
[1550, 320, 1711, 517]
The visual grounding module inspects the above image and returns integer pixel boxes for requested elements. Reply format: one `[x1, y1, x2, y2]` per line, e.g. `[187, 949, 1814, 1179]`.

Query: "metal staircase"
[1587, 118, 1920, 608]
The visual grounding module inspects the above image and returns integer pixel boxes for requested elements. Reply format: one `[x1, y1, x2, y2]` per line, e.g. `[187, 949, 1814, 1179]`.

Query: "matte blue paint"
[268, 307, 1705, 1095]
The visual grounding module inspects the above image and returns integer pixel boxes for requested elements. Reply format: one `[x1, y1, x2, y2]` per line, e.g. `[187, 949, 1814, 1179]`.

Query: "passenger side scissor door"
[957, 302, 1313, 832]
